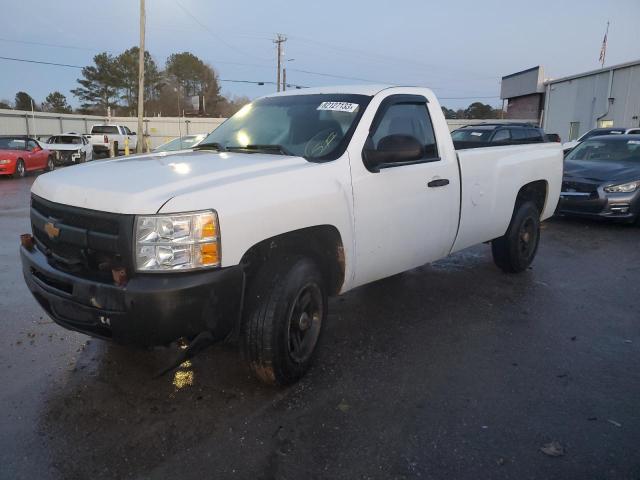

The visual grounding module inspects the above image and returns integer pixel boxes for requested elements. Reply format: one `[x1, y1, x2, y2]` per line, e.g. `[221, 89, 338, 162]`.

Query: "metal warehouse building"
[501, 59, 640, 142]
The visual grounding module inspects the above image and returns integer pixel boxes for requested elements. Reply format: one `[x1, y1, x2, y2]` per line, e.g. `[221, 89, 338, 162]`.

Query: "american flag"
[599, 22, 609, 67]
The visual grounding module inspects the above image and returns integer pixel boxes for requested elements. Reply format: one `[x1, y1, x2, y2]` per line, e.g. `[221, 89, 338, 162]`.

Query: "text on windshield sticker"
[317, 102, 359, 113]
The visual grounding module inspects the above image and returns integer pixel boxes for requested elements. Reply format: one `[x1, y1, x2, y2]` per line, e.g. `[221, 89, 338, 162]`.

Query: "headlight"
[134, 210, 220, 271]
[0, 159, 11, 165]
[604, 181, 640, 193]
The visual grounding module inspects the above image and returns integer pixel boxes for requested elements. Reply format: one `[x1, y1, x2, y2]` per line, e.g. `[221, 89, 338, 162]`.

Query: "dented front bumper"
[20, 244, 243, 346]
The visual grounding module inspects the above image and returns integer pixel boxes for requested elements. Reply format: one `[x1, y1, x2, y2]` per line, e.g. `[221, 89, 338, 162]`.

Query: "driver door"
[350, 95, 460, 287]
[25, 139, 46, 170]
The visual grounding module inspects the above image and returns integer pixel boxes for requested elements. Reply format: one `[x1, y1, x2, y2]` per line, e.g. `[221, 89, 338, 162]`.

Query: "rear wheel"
[491, 201, 540, 273]
[242, 255, 326, 385]
[13, 159, 25, 178]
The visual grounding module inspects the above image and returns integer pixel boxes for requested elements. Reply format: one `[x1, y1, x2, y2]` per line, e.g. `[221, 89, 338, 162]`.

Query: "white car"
[46, 132, 93, 165]
[21, 85, 563, 385]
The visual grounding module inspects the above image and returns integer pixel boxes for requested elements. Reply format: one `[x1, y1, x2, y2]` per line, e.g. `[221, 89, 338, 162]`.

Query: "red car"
[0, 136, 54, 178]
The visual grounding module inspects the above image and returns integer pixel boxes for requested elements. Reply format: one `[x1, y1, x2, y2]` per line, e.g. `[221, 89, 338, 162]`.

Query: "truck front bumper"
[20, 245, 244, 346]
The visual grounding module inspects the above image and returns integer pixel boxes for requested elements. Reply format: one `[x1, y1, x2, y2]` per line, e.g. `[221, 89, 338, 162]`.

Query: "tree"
[116, 47, 163, 115]
[165, 52, 222, 115]
[71, 52, 120, 113]
[42, 91, 72, 113]
[15, 91, 38, 111]
[464, 102, 498, 119]
[441, 106, 457, 119]
[0, 99, 11, 109]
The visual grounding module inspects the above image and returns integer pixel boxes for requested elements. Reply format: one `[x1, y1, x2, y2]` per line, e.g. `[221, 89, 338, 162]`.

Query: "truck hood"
[31, 150, 310, 214]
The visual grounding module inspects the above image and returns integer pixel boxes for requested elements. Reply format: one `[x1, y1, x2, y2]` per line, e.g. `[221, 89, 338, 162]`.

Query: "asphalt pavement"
[1, 173, 639, 480]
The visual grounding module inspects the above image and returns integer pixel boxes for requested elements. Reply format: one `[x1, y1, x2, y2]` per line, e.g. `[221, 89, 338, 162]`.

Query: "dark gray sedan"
[558, 135, 640, 224]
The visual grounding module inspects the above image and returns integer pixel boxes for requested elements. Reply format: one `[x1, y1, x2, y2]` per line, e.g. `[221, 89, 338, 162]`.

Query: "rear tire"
[241, 255, 326, 385]
[491, 201, 540, 273]
[13, 159, 25, 178]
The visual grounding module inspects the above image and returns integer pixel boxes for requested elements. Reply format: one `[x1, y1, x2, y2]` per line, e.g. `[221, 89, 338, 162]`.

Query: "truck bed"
[451, 142, 563, 253]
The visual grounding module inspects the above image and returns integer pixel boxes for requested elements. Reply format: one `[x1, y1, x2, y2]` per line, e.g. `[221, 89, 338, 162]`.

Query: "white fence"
[0, 109, 225, 149]
[0, 108, 537, 148]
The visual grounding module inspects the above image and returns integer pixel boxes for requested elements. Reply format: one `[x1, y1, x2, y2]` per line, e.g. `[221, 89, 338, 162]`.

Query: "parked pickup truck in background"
[88, 124, 137, 155]
[20, 85, 563, 385]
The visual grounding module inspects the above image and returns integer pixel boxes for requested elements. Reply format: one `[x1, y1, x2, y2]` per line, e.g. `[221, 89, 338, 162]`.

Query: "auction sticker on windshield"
[317, 102, 359, 113]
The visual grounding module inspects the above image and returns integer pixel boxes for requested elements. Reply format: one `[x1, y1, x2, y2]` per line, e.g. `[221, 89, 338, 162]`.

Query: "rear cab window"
[91, 125, 119, 135]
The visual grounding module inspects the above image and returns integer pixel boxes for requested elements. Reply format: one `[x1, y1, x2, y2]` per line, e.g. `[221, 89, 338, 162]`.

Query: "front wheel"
[46, 156, 55, 171]
[241, 255, 326, 385]
[491, 201, 540, 273]
[13, 159, 25, 178]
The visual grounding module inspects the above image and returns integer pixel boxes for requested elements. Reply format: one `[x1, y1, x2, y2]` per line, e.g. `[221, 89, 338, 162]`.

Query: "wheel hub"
[298, 312, 311, 331]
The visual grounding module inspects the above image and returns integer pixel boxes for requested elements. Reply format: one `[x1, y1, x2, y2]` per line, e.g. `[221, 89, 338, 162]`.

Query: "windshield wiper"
[228, 144, 294, 156]
[194, 142, 226, 151]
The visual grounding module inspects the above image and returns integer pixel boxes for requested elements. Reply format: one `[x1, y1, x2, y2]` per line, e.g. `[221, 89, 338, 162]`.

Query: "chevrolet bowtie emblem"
[44, 222, 60, 240]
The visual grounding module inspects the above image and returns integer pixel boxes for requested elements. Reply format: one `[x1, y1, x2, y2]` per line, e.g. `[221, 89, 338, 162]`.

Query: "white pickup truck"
[21, 86, 562, 385]
[88, 124, 137, 155]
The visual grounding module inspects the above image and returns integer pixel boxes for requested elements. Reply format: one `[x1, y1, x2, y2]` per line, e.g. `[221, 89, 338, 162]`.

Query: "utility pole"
[282, 68, 287, 91]
[137, 0, 145, 153]
[274, 34, 287, 92]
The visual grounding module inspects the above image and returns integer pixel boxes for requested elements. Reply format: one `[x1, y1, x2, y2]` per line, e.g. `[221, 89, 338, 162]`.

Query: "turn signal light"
[200, 243, 219, 266]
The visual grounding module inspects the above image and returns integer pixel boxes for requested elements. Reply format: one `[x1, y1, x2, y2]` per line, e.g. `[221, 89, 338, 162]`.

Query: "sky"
[1, 0, 639, 111]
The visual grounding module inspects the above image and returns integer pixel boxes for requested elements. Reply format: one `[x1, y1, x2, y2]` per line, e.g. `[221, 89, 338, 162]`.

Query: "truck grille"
[30, 195, 134, 282]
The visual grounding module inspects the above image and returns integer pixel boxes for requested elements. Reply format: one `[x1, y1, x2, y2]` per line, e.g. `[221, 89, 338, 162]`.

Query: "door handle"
[428, 178, 450, 188]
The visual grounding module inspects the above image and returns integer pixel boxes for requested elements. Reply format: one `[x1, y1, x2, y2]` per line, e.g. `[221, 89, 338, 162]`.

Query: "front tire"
[46, 156, 55, 171]
[13, 159, 25, 178]
[491, 201, 540, 273]
[242, 255, 326, 385]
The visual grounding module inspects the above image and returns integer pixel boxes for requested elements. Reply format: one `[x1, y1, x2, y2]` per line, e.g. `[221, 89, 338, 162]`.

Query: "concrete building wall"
[543, 61, 640, 141]
[0, 109, 225, 148]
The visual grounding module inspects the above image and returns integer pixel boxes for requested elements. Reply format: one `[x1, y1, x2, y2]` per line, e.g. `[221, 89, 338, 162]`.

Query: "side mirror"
[363, 134, 424, 172]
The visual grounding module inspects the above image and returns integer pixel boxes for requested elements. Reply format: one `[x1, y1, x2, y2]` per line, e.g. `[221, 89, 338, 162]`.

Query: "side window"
[27, 139, 37, 150]
[123, 126, 132, 135]
[370, 103, 439, 159]
[526, 129, 543, 142]
[492, 129, 510, 142]
[511, 128, 526, 140]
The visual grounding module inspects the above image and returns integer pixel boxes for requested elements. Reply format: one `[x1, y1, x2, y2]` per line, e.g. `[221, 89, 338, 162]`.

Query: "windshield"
[565, 138, 640, 163]
[91, 125, 119, 134]
[49, 136, 82, 144]
[0, 137, 27, 150]
[155, 135, 205, 152]
[199, 94, 371, 161]
[451, 129, 493, 142]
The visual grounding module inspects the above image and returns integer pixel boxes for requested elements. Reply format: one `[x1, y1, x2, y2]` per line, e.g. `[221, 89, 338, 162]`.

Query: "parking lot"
[1, 172, 639, 479]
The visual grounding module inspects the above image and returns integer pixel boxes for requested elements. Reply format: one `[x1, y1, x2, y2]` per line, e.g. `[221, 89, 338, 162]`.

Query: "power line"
[0, 56, 83, 69]
[0, 56, 495, 98]
[174, 1, 269, 62]
[0, 55, 305, 89]
[0, 37, 95, 51]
